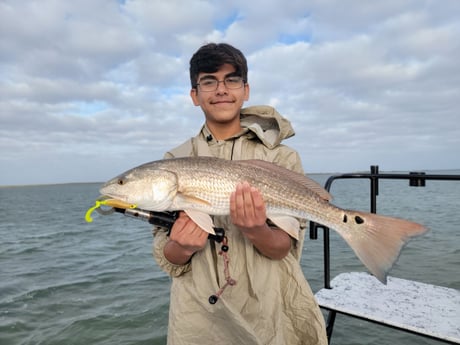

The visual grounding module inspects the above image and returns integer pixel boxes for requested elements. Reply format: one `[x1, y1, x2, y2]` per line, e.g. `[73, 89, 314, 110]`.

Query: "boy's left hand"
[230, 181, 291, 260]
[230, 181, 267, 231]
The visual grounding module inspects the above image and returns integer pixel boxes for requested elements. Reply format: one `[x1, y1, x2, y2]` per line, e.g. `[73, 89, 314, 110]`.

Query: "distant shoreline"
[2, 168, 460, 188]
[0, 182, 103, 188]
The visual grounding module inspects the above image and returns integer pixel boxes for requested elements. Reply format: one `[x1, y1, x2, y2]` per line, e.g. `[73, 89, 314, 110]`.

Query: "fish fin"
[268, 215, 300, 240]
[297, 175, 332, 202]
[338, 211, 428, 284]
[176, 192, 212, 206]
[184, 210, 216, 235]
[238, 159, 332, 201]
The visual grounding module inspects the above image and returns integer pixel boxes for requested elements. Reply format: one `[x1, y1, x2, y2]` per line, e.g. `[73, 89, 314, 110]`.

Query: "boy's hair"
[189, 43, 248, 88]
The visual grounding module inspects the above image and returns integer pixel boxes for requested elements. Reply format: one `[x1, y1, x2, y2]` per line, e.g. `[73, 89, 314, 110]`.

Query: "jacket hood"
[240, 105, 295, 149]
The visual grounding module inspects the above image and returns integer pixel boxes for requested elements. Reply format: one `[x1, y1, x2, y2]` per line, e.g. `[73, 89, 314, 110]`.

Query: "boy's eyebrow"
[198, 75, 217, 81]
[198, 71, 240, 81]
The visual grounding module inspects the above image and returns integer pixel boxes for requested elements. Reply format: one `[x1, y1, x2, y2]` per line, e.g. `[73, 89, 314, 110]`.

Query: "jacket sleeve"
[152, 227, 192, 277]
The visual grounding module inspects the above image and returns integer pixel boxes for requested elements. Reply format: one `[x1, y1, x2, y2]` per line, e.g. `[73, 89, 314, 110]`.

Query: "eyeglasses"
[196, 76, 245, 92]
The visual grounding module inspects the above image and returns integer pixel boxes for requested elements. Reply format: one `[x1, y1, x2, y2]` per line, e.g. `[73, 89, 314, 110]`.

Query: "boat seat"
[315, 272, 460, 344]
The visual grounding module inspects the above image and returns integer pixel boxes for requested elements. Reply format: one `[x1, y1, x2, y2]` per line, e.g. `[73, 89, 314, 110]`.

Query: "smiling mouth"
[211, 100, 233, 104]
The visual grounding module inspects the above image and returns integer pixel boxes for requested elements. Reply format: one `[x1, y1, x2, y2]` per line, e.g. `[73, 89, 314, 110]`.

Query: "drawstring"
[230, 139, 236, 160]
[207, 137, 238, 304]
[208, 236, 237, 304]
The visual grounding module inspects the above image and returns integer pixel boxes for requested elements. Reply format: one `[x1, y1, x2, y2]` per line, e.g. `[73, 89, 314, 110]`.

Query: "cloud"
[1, 0, 459, 185]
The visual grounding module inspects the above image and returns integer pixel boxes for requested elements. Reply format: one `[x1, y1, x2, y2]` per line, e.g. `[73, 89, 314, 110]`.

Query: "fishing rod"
[113, 207, 225, 243]
[86, 200, 225, 243]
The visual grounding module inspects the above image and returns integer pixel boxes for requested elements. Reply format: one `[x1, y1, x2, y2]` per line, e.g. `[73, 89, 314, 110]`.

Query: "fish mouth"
[99, 185, 127, 201]
[103, 198, 136, 209]
[97, 195, 135, 209]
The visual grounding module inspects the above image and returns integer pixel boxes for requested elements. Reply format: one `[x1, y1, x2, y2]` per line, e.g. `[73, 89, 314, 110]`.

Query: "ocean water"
[1, 171, 459, 345]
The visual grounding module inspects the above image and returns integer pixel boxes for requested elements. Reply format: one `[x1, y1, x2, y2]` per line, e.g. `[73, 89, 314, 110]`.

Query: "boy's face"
[190, 63, 250, 129]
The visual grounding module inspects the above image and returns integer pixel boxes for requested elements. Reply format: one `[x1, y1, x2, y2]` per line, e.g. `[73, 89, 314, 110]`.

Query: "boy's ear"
[190, 88, 200, 106]
[244, 83, 250, 101]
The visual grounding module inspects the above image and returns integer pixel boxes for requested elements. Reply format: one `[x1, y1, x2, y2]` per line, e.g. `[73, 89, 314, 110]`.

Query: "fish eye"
[117, 179, 125, 185]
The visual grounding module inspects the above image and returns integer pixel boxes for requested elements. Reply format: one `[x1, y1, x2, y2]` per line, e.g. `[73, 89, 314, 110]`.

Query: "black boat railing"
[309, 165, 460, 344]
[309, 165, 460, 289]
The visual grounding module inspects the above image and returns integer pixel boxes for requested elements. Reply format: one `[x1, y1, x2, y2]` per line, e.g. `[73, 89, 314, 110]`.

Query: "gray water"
[1, 172, 459, 345]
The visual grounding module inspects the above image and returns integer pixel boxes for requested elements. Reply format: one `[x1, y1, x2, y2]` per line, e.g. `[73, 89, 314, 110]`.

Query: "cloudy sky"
[1, 0, 459, 185]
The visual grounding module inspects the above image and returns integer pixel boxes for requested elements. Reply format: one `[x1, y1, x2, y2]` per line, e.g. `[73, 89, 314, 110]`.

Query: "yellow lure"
[85, 198, 137, 223]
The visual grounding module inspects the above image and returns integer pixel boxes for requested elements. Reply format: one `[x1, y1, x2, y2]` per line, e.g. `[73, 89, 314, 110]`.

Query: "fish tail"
[338, 210, 428, 283]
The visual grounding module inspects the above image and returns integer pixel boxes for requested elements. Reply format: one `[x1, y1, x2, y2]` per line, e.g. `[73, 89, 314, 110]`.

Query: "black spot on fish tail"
[354, 215, 365, 224]
[343, 214, 348, 223]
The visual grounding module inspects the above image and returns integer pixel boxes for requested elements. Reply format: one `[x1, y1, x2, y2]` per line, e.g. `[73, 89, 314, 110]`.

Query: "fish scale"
[170, 158, 326, 219]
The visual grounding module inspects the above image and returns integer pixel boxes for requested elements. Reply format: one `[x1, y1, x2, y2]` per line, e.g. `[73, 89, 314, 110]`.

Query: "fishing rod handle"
[115, 208, 225, 242]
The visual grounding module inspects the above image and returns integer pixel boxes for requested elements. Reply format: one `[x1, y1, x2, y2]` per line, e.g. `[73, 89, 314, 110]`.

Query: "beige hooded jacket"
[153, 105, 327, 345]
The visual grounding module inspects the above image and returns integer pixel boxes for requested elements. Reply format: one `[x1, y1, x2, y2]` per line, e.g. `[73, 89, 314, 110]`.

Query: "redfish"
[100, 157, 427, 283]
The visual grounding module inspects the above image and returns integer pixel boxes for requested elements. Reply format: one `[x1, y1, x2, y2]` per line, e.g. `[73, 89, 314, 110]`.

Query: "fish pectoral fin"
[268, 215, 300, 240]
[184, 210, 216, 235]
[177, 192, 212, 207]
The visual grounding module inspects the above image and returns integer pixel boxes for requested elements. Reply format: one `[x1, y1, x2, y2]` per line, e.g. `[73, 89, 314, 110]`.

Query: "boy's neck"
[206, 121, 242, 141]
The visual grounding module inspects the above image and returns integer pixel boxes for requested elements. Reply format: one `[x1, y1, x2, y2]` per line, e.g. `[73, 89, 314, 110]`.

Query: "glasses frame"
[196, 76, 246, 92]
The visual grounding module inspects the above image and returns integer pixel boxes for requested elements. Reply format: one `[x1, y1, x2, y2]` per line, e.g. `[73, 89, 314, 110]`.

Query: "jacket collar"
[199, 105, 295, 149]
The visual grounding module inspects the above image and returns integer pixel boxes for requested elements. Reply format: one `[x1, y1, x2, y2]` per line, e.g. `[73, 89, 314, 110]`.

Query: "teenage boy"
[153, 42, 327, 345]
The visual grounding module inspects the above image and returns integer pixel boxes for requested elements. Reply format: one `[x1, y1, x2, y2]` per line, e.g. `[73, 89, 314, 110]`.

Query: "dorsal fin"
[237, 159, 332, 202]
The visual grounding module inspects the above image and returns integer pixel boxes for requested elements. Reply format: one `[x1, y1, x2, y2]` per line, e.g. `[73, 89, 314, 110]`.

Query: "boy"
[153, 43, 327, 345]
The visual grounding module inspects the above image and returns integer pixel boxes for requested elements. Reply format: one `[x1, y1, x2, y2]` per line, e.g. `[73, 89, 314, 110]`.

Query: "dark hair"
[189, 43, 248, 88]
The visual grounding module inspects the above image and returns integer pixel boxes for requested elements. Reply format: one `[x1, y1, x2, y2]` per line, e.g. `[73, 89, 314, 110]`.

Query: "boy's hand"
[164, 212, 208, 265]
[230, 181, 267, 231]
[230, 182, 291, 260]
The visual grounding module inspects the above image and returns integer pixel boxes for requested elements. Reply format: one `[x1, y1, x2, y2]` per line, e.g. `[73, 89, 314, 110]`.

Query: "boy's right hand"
[164, 212, 208, 264]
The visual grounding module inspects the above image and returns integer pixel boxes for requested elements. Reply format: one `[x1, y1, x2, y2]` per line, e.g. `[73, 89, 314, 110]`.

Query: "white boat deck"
[315, 272, 460, 343]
